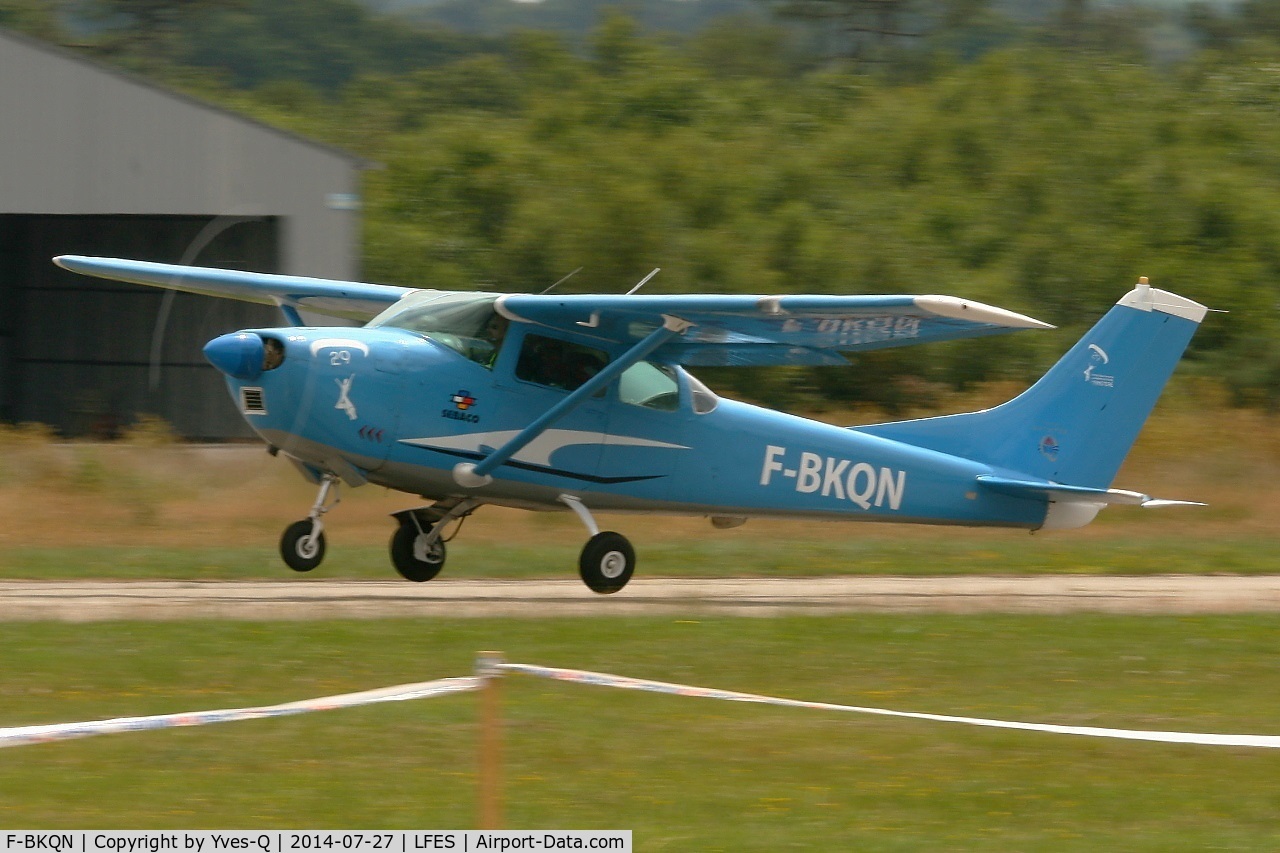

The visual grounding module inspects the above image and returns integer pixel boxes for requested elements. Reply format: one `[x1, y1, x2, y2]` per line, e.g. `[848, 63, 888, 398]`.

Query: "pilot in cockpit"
[475, 312, 508, 367]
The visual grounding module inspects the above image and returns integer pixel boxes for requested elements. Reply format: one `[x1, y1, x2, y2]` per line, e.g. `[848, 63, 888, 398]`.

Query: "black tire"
[281, 520, 325, 572]
[390, 522, 447, 583]
[579, 531, 635, 594]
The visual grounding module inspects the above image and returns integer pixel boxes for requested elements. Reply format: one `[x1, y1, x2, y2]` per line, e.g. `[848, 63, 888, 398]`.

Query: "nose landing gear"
[280, 475, 340, 572]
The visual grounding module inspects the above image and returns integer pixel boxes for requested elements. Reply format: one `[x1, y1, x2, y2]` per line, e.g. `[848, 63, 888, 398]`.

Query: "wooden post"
[476, 651, 504, 829]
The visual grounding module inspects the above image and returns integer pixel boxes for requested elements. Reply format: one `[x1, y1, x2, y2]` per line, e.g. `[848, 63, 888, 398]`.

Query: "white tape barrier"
[6, 660, 1279, 751]
[500, 662, 1280, 749]
[0, 676, 480, 749]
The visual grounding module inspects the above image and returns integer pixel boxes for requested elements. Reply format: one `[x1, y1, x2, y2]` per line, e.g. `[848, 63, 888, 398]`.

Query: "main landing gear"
[561, 494, 635, 594]
[388, 497, 478, 582]
[579, 531, 635, 594]
[278, 479, 637, 594]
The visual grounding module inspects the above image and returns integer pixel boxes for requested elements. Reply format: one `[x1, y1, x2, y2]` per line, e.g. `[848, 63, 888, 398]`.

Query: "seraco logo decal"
[443, 390, 480, 423]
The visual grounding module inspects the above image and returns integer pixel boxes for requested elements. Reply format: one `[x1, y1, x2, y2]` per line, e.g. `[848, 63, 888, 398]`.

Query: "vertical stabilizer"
[856, 281, 1207, 489]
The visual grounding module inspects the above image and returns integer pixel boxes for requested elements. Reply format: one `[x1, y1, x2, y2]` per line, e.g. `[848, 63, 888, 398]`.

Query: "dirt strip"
[2, 576, 1280, 621]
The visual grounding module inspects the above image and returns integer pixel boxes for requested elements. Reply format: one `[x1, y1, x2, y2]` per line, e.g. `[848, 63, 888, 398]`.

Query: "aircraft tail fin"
[856, 281, 1208, 490]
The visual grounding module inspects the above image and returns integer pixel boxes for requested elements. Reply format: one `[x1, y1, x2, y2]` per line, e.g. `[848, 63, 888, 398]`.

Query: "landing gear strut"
[561, 494, 635, 594]
[280, 475, 340, 572]
[389, 497, 479, 583]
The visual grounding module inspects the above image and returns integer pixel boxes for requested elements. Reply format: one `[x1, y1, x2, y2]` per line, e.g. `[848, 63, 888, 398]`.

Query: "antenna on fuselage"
[539, 267, 583, 295]
[626, 268, 661, 295]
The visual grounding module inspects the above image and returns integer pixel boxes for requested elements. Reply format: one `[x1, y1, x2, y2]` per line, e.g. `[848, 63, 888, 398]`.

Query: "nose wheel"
[281, 519, 325, 572]
[279, 474, 339, 573]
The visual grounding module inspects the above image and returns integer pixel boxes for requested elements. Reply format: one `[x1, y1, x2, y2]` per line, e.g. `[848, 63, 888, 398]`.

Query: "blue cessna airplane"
[55, 256, 1207, 593]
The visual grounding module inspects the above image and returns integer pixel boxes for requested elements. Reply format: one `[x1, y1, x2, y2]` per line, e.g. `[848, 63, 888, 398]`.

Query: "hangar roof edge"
[0, 26, 382, 172]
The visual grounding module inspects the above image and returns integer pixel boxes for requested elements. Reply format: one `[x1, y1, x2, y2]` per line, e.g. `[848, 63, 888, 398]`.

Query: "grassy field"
[2, 616, 1280, 849]
[4, 534, 1280, 580]
[0, 386, 1275, 580]
[0, 392, 1278, 844]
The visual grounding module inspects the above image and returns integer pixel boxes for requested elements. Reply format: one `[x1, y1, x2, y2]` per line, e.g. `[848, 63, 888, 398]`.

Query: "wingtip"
[52, 254, 107, 275]
[914, 295, 1055, 330]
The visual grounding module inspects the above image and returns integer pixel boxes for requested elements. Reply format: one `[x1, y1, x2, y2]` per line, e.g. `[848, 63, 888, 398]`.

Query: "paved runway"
[3, 575, 1280, 620]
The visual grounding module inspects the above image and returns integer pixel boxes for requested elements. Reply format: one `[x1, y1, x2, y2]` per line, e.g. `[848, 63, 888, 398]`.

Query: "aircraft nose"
[204, 332, 265, 381]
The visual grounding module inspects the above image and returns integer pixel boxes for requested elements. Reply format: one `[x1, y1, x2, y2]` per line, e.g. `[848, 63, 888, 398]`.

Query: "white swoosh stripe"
[401, 429, 689, 467]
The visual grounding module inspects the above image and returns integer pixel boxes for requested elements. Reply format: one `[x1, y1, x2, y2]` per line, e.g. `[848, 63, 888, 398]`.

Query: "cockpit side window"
[367, 293, 506, 368]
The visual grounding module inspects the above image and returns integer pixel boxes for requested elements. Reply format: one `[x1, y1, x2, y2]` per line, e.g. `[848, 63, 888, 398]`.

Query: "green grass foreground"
[2, 616, 1279, 848]
[3, 534, 1279, 580]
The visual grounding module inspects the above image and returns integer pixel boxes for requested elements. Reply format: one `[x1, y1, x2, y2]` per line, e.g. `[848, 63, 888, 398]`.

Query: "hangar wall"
[0, 29, 365, 280]
[0, 215, 281, 439]
[0, 29, 371, 438]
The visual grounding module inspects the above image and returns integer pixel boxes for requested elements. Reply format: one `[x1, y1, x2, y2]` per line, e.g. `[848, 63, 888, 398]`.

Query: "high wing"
[54, 256, 1053, 363]
[53, 256, 410, 323]
[498, 293, 1054, 366]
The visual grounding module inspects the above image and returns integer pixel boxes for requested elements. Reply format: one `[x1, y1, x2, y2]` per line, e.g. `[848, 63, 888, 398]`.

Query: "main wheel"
[579, 531, 635, 594]
[390, 521, 447, 583]
[281, 520, 325, 572]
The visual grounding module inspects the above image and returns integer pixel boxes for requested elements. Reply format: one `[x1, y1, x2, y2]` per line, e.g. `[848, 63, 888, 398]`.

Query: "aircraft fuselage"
[223, 325, 1045, 530]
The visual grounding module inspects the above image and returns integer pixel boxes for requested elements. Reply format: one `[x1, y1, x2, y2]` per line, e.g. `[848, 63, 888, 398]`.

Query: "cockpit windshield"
[367, 291, 506, 367]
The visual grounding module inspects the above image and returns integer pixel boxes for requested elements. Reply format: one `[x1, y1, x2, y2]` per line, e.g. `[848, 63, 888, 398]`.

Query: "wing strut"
[453, 315, 693, 488]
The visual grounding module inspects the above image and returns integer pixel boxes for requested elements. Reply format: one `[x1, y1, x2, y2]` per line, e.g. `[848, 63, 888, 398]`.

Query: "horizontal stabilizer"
[976, 475, 1204, 508]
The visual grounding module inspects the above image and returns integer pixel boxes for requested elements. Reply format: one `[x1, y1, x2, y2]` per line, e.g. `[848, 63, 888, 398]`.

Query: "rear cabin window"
[516, 334, 609, 392]
[684, 369, 719, 414]
[619, 362, 679, 411]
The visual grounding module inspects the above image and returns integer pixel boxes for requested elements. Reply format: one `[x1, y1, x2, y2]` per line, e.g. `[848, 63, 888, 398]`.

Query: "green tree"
[68, 0, 246, 69]
[0, 0, 63, 40]
[769, 0, 923, 62]
[43, 4, 1280, 409]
